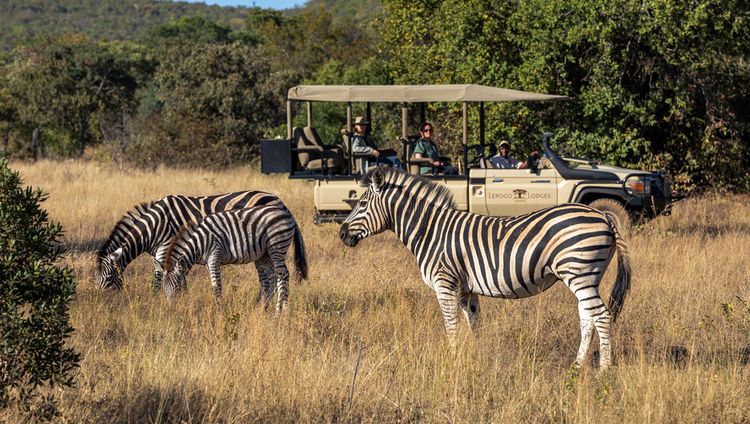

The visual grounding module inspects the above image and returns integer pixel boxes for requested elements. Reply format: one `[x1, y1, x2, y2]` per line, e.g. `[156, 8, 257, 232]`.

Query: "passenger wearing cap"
[490, 139, 538, 169]
[350, 116, 402, 169]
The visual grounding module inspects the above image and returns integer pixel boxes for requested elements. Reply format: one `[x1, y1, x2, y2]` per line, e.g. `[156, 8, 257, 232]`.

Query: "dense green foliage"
[0, 0, 748, 191]
[5, 35, 153, 157]
[137, 42, 278, 167]
[380, 0, 750, 191]
[0, 158, 79, 419]
[0, 0, 254, 51]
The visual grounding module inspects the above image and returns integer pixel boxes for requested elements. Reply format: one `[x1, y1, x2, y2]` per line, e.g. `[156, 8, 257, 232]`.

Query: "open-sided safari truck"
[260, 84, 672, 228]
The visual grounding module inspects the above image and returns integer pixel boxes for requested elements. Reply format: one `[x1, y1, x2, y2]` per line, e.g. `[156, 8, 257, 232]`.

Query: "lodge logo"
[488, 191, 552, 200]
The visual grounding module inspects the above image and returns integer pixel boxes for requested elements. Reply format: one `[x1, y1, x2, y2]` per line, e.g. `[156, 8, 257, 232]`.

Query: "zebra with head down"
[339, 168, 631, 369]
[95, 190, 284, 291]
[162, 205, 308, 310]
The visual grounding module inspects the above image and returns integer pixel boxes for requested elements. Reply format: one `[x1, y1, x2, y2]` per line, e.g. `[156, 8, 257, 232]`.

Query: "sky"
[179, 0, 304, 9]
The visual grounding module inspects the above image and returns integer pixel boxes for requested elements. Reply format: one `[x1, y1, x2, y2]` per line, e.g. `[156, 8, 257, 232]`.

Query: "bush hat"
[353, 116, 369, 125]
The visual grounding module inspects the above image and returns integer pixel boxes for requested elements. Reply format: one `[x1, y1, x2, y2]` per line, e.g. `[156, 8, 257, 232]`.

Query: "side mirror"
[528, 154, 540, 174]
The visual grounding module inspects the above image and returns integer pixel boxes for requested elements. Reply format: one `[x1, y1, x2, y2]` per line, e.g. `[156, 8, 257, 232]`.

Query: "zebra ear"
[176, 257, 188, 272]
[370, 167, 385, 193]
[109, 247, 124, 262]
[152, 257, 164, 273]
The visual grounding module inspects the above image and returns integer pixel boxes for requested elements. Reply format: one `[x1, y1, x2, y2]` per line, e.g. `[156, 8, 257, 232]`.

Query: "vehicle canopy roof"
[287, 84, 568, 103]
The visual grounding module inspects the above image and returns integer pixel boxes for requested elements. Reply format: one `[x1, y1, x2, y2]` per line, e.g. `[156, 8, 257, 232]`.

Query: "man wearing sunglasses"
[413, 122, 456, 175]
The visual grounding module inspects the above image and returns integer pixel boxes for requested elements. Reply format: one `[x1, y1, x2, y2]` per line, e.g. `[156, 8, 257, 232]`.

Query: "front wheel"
[588, 198, 632, 233]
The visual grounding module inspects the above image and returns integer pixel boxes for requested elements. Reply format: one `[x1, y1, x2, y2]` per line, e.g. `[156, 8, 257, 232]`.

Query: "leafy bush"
[0, 158, 79, 419]
[380, 0, 750, 192]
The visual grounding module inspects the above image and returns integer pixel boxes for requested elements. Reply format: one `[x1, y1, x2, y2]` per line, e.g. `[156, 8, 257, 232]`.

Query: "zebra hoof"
[740, 346, 750, 365]
[666, 345, 689, 368]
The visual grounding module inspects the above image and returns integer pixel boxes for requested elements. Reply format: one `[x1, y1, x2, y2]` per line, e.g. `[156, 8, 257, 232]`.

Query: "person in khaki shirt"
[350, 116, 401, 169]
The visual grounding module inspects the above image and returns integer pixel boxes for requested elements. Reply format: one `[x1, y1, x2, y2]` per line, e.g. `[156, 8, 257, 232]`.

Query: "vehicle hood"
[589, 164, 651, 180]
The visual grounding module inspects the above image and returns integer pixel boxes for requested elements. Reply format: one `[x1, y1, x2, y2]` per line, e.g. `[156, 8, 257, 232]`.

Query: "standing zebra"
[162, 205, 308, 310]
[95, 190, 284, 291]
[339, 168, 631, 369]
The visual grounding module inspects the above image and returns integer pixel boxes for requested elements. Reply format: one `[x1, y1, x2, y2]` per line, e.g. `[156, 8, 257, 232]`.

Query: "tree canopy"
[0, 0, 747, 191]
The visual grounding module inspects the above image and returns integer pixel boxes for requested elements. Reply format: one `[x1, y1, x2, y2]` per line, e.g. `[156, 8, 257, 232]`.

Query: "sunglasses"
[422, 128, 433, 132]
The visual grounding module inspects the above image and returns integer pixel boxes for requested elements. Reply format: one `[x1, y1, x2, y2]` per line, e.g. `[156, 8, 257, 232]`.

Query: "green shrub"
[0, 158, 79, 419]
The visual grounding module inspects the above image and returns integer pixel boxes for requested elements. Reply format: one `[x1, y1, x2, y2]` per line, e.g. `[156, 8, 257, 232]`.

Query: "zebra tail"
[607, 220, 632, 323]
[293, 224, 309, 282]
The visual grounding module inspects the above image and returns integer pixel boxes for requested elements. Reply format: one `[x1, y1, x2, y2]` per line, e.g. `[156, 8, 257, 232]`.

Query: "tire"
[588, 198, 632, 233]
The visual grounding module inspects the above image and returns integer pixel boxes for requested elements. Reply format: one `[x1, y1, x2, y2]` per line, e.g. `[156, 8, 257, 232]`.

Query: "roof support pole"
[419, 103, 426, 125]
[306, 101, 312, 127]
[346, 102, 352, 133]
[286, 100, 292, 140]
[401, 103, 409, 171]
[479, 101, 485, 147]
[401, 103, 408, 139]
[462, 102, 468, 145]
[366, 102, 372, 126]
[347, 102, 353, 174]
[463, 101, 468, 175]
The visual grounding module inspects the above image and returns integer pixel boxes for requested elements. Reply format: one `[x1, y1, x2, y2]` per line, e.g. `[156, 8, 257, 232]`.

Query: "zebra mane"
[96, 200, 158, 265]
[163, 221, 196, 271]
[361, 167, 457, 210]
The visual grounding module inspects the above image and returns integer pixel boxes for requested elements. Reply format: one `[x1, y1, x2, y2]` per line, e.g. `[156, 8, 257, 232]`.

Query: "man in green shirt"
[412, 122, 456, 175]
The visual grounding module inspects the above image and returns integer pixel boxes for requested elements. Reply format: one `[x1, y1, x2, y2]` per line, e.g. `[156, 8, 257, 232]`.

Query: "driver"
[490, 139, 539, 169]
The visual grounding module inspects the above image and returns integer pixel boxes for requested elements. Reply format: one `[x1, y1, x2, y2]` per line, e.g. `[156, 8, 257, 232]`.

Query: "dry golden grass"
[4, 160, 750, 423]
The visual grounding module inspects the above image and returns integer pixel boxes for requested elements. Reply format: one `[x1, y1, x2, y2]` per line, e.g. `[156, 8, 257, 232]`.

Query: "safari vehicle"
[260, 84, 672, 228]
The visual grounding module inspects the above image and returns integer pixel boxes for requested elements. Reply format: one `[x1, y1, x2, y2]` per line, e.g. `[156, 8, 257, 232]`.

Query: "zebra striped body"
[95, 190, 283, 290]
[163, 206, 308, 311]
[339, 168, 631, 369]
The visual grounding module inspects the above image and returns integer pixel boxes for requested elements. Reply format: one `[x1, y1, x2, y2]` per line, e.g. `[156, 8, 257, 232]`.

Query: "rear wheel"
[588, 198, 632, 233]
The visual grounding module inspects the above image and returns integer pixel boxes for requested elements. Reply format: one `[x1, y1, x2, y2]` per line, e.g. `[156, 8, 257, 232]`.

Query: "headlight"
[626, 176, 651, 195]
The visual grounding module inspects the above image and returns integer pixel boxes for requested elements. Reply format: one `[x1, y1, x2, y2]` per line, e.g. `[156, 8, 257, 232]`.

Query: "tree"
[5, 35, 151, 157]
[150, 16, 232, 47]
[243, 6, 370, 82]
[141, 42, 279, 167]
[380, 0, 750, 191]
[510, 0, 750, 190]
[0, 158, 79, 419]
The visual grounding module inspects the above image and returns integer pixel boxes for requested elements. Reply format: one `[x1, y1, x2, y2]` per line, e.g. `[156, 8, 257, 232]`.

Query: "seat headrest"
[303, 126, 322, 146]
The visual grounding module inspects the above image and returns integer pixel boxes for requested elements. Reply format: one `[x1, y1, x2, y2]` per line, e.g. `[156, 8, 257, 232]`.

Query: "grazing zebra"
[162, 205, 308, 311]
[338, 168, 631, 369]
[95, 190, 284, 291]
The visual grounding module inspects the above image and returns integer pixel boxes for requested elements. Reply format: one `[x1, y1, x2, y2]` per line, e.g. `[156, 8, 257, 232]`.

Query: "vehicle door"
[484, 167, 558, 216]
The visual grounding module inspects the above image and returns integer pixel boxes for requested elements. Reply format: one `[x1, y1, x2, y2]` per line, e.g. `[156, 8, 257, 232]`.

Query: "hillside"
[0, 0, 250, 51]
[0, 0, 380, 51]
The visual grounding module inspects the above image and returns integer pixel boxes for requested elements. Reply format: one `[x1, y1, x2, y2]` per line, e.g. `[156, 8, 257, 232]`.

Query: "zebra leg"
[569, 278, 610, 369]
[434, 273, 461, 347]
[254, 257, 275, 309]
[271, 253, 289, 312]
[593, 311, 614, 369]
[574, 311, 595, 368]
[460, 292, 481, 333]
[207, 251, 223, 301]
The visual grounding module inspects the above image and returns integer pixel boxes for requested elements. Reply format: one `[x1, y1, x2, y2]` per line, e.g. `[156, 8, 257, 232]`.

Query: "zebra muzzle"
[338, 223, 359, 247]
